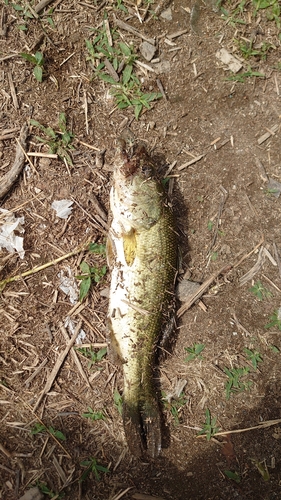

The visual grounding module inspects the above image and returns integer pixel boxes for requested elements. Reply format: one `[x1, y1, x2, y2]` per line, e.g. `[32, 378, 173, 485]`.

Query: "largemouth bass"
[107, 138, 177, 458]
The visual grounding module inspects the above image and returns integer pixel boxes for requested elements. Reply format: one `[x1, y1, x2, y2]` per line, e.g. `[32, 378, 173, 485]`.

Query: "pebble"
[161, 7, 173, 21]
[140, 41, 157, 62]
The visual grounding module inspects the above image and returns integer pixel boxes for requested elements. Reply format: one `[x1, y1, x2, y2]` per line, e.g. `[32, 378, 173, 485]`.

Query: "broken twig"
[0, 123, 29, 199]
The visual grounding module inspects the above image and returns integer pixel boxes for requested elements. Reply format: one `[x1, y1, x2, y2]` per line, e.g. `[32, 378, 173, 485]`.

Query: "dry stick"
[75, 138, 100, 151]
[233, 235, 264, 270]
[7, 71, 19, 110]
[16, 136, 37, 173]
[33, 321, 82, 412]
[111, 488, 133, 500]
[114, 16, 155, 45]
[177, 266, 230, 318]
[70, 196, 108, 233]
[24, 357, 48, 387]
[273, 242, 281, 280]
[0, 133, 17, 140]
[257, 123, 279, 145]
[178, 154, 205, 171]
[60, 324, 91, 388]
[34, 0, 54, 13]
[239, 246, 265, 286]
[0, 238, 92, 291]
[156, 78, 167, 100]
[196, 418, 281, 438]
[83, 89, 89, 135]
[0, 123, 29, 199]
[207, 185, 228, 257]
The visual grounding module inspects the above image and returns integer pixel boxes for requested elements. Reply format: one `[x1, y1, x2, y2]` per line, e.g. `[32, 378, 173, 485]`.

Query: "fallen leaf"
[221, 434, 236, 465]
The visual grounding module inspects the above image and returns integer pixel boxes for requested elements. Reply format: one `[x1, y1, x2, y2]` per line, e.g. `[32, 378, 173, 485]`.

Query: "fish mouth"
[116, 137, 155, 179]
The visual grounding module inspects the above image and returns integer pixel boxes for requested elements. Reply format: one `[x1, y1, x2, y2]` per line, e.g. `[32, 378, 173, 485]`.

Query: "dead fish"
[107, 138, 177, 457]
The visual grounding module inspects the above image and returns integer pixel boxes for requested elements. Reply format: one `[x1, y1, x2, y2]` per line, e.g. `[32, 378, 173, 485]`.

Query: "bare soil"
[1, 1, 281, 499]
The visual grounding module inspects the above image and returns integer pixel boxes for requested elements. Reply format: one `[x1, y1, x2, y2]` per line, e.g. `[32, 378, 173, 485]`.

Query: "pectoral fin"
[123, 229, 137, 266]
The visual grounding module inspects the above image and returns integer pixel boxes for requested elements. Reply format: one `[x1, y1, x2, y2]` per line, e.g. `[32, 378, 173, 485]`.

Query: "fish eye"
[141, 164, 153, 177]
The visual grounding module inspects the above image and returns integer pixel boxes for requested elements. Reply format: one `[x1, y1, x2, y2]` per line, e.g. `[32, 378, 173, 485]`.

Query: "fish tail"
[123, 381, 161, 458]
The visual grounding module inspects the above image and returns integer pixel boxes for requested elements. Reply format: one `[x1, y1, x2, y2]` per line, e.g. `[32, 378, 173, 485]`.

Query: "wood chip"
[167, 29, 188, 40]
[104, 18, 112, 46]
[255, 157, 269, 182]
[104, 58, 119, 82]
[257, 124, 279, 145]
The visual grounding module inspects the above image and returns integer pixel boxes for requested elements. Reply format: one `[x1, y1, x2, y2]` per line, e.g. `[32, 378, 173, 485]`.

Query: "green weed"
[114, 0, 128, 13]
[85, 21, 162, 119]
[269, 344, 280, 353]
[227, 68, 265, 82]
[224, 366, 252, 399]
[76, 242, 106, 301]
[211, 251, 218, 261]
[36, 482, 64, 498]
[114, 389, 123, 415]
[80, 457, 109, 482]
[198, 408, 220, 440]
[20, 51, 44, 82]
[162, 392, 187, 425]
[219, 0, 280, 30]
[244, 348, 263, 370]
[265, 309, 281, 330]
[236, 39, 273, 60]
[30, 422, 66, 441]
[184, 343, 205, 362]
[89, 242, 106, 254]
[252, 0, 280, 28]
[251, 458, 270, 481]
[82, 407, 105, 421]
[249, 280, 272, 300]
[224, 470, 241, 483]
[30, 113, 74, 165]
[76, 261, 107, 301]
[10, 1, 34, 30]
[75, 346, 107, 369]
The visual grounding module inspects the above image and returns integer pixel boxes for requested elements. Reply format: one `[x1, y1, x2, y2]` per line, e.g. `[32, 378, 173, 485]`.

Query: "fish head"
[112, 140, 165, 231]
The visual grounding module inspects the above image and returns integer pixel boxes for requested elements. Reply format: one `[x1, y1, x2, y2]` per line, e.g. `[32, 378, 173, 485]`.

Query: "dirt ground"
[1, 0, 281, 499]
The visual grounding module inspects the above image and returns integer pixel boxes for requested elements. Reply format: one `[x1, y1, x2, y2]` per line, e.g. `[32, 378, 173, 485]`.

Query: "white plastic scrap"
[64, 316, 86, 344]
[52, 199, 73, 219]
[58, 266, 79, 304]
[0, 209, 25, 259]
[216, 48, 243, 73]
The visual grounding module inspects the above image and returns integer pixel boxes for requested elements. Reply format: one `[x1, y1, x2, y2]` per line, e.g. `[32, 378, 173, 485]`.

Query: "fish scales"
[107, 140, 177, 458]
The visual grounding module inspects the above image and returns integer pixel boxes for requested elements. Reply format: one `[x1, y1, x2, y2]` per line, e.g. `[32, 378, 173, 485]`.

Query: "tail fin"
[123, 390, 161, 458]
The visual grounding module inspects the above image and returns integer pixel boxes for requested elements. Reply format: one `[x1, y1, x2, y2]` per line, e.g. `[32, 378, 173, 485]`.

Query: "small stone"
[140, 41, 157, 62]
[160, 7, 172, 21]
[152, 60, 171, 74]
[176, 280, 201, 302]
[19, 487, 44, 500]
